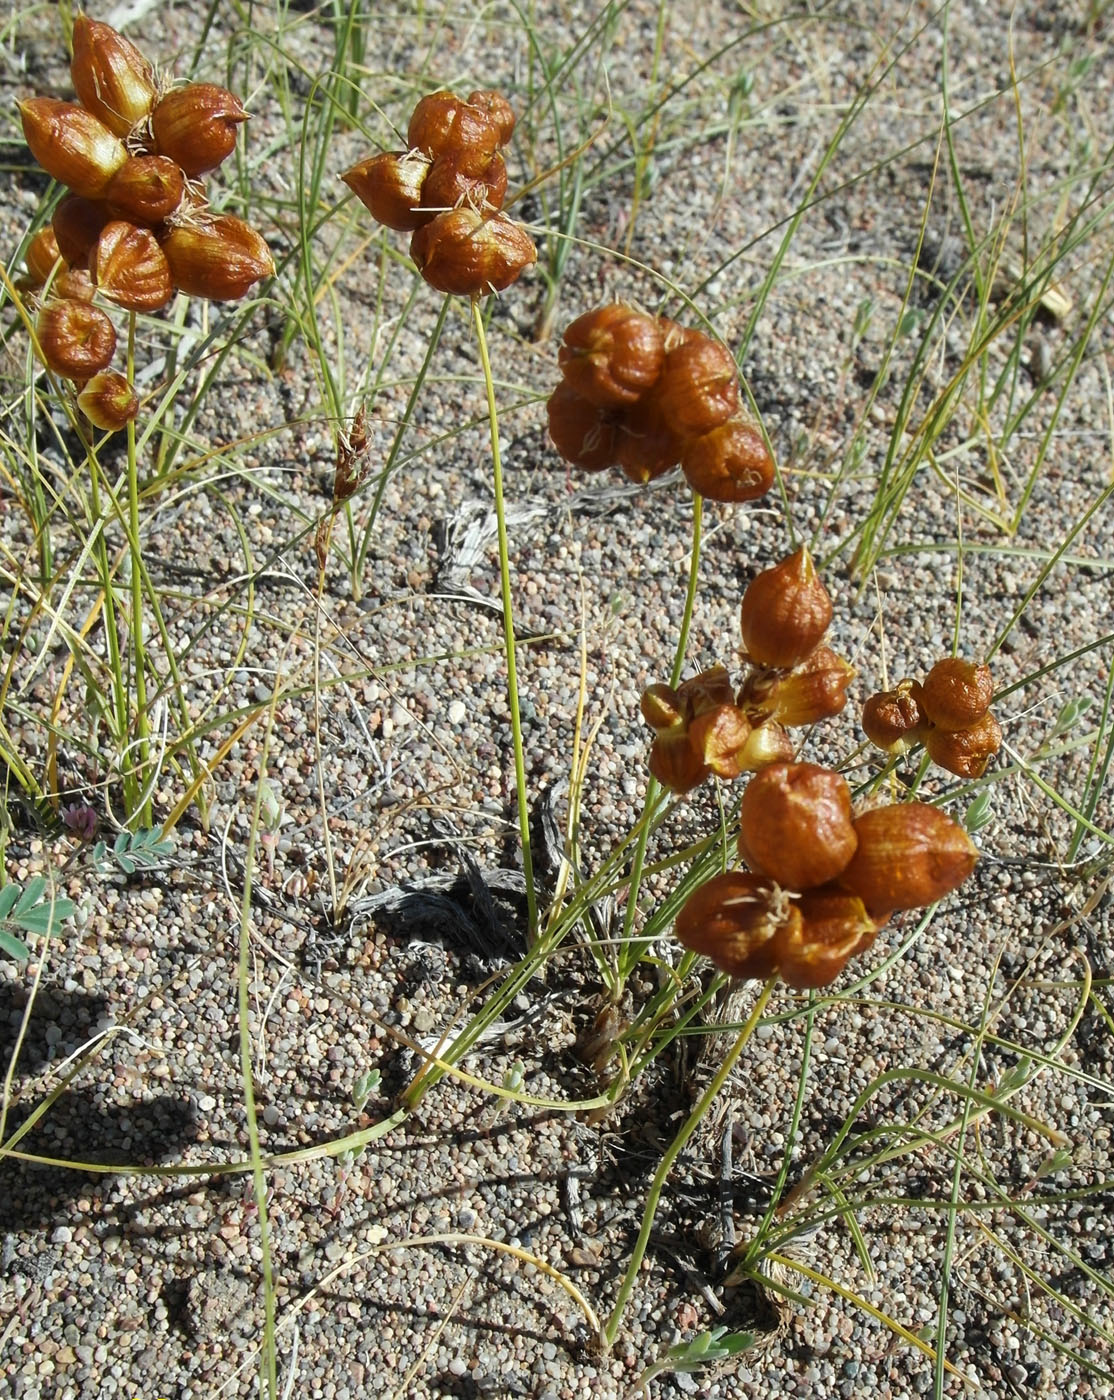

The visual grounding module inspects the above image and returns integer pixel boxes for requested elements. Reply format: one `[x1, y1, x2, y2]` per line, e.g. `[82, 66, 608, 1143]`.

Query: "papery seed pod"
[55, 267, 97, 302]
[675, 871, 794, 980]
[409, 208, 536, 296]
[740, 646, 855, 728]
[151, 83, 248, 177]
[36, 298, 117, 379]
[18, 98, 127, 198]
[774, 887, 879, 989]
[161, 215, 274, 301]
[53, 194, 111, 266]
[676, 666, 737, 716]
[93, 221, 174, 311]
[546, 381, 620, 472]
[648, 732, 708, 794]
[839, 802, 978, 918]
[24, 227, 64, 287]
[641, 669, 735, 733]
[341, 150, 433, 231]
[71, 15, 157, 137]
[738, 761, 858, 892]
[406, 90, 462, 153]
[421, 149, 508, 213]
[924, 710, 1002, 779]
[467, 90, 516, 145]
[687, 704, 753, 780]
[861, 680, 928, 754]
[558, 305, 665, 408]
[920, 657, 995, 732]
[77, 369, 139, 430]
[655, 334, 739, 440]
[407, 90, 500, 165]
[739, 545, 833, 669]
[640, 683, 684, 732]
[615, 393, 685, 484]
[105, 155, 186, 225]
[738, 720, 795, 771]
[643, 667, 741, 794]
[681, 416, 775, 503]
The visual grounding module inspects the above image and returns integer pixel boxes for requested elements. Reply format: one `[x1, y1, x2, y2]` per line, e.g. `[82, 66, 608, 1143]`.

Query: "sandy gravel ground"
[1, 3, 1112, 1398]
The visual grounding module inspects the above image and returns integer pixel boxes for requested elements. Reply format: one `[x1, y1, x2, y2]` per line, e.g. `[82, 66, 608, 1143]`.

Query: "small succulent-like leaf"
[15, 875, 47, 914]
[97, 827, 176, 877]
[0, 877, 74, 953]
[0, 928, 31, 960]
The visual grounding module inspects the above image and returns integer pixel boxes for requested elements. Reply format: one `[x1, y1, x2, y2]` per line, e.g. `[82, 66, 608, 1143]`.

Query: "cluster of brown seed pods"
[676, 763, 979, 989]
[343, 88, 536, 297]
[640, 546, 853, 793]
[547, 304, 775, 500]
[645, 546, 985, 989]
[862, 657, 1002, 779]
[18, 15, 273, 429]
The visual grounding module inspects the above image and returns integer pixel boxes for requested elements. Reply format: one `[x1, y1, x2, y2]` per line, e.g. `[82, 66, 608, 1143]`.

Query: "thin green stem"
[239, 765, 279, 1400]
[86, 450, 132, 811]
[471, 298, 537, 939]
[604, 975, 775, 1348]
[617, 492, 703, 982]
[124, 313, 150, 825]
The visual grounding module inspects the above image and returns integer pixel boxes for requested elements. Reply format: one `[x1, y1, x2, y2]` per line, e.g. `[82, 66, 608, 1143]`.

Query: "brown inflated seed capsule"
[861, 680, 928, 754]
[467, 90, 516, 145]
[920, 657, 995, 732]
[77, 370, 139, 431]
[640, 684, 684, 732]
[407, 91, 500, 166]
[421, 149, 508, 213]
[681, 416, 775, 502]
[839, 802, 978, 918]
[546, 381, 620, 472]
[774, 887, 879, 990]
[93, 221, 174, 311]
[676, 666, 737, 716]
[52, 194, 110, 267]
[616, 393, 684, 484]
[105, 155, 186, 225]
[675, 872, 794, 981]
[71, 15, 157, 137]
[648, 732, 708, 793]
[738, 761, 858, 892]
[36, 299, 117, 379]
[739, 545, 833, 669]
[558, 305, 665, 408]
[740, 646, 855, 728]
[55, 267, 96, 303]
[342, 151, 433, 231]
[642, 667, 740, 793]
[409, 208, 536, 296]
[406, 90, 463, 154]
[18, 98, 127, 198]
[24, 228, 64, 287]
[738, 720, 795, 771]
[655, 334, 739, 439]
[687, 704, 754, 780]
[924, 710, 1002, 779]
[161, 215, 274, 301]
[151, 83, 248, 177]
